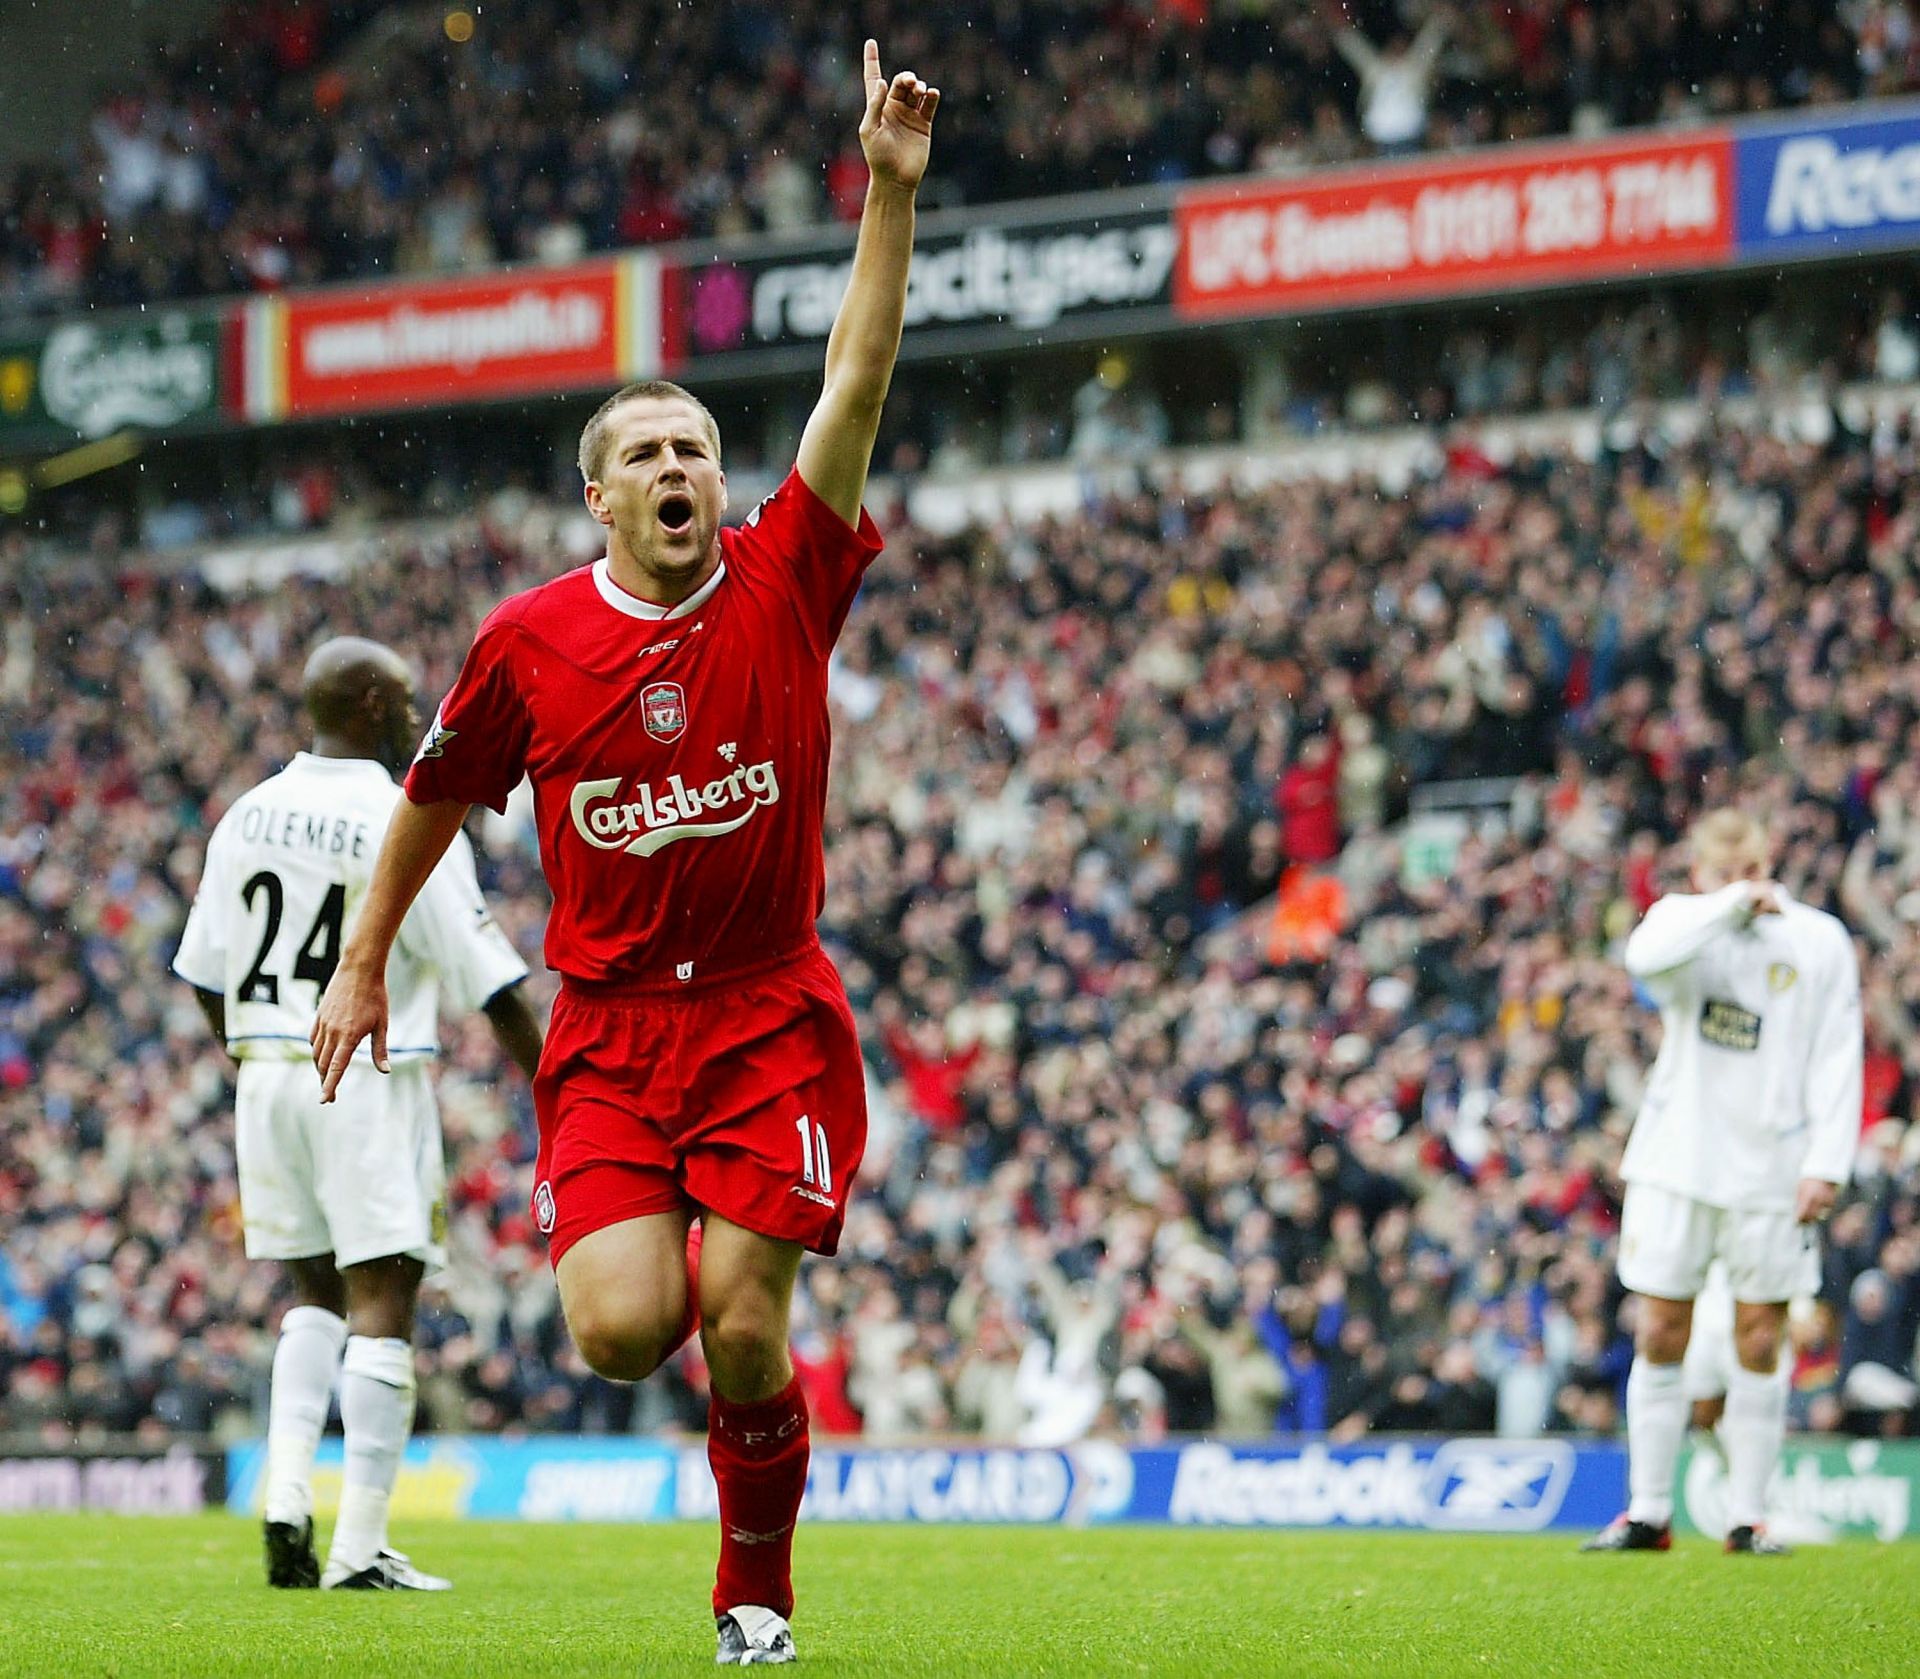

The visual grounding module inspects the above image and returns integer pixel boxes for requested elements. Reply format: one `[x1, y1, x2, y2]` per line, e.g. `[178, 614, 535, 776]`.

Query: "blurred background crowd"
[0, 0, 1907, 319]
[5, 389, 1920, 1447]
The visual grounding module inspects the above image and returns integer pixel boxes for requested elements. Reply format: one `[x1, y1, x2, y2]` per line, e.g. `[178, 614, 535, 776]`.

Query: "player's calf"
[698, 1218, 810, 1638]
[323, 1255, 431, 1589]
[1722, 1303, 1791, 1544]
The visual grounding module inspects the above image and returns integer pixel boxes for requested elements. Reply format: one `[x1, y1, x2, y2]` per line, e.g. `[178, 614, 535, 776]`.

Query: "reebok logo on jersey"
[569, 759, 781, 856]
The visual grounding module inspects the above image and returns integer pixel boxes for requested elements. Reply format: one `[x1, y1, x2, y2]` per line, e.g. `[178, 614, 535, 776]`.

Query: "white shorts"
[234, 1059, 446, 1270]
[1618, 1182, 1818, 1306]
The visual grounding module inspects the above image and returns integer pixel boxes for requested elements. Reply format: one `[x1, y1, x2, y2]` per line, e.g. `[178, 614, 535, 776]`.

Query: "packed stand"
[0, 0, 1901, 319]
[5, 388, 1920, 1444]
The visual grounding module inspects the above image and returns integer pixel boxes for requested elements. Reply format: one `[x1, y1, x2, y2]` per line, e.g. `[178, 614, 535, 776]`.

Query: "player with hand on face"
[1585, 810, 1861, 1557]
[312, 42, 938, 1665]
[174, 638, 542, 1592]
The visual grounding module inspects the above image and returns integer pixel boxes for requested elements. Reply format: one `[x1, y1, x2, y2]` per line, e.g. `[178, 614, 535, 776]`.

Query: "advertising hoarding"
[1734, 105, 1920, 261]
[663, 205, 1178, 371]
[227, 1435, 1631, 1533]
[0, 307, 226, 445]
[0, 1442, 224, 1514]
[1174, 132, 1735, 321]
[238, 256, 663, 421]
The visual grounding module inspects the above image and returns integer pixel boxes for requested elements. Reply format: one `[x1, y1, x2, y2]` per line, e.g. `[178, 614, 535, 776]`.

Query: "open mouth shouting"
[657, 490, 696, 539]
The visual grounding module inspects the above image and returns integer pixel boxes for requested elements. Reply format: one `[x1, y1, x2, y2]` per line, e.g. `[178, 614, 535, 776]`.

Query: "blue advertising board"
[228, 1436, 1627, 1532]
[1734, 103, 1920, 260]
[1134, 1438, 1623, 1531]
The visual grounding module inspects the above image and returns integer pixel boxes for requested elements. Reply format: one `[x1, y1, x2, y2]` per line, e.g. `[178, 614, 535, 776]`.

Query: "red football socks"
[707, 1374, 810, 1619]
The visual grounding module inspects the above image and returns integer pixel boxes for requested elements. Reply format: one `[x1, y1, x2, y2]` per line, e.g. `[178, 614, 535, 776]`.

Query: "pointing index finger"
[864, 37, 882, 94]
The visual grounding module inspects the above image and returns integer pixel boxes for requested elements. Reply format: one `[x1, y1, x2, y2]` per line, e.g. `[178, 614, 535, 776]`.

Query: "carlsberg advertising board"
[0, 308, 224, 444]
[1679, 1439, 1917, 1544]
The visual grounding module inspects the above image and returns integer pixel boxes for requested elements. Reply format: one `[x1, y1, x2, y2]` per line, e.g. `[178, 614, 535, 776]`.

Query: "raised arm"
[1410, 12, 1449, 72]
[311, 795, 470, 1100]
[1335, 26, 1380, 78]
[794, 39, 939, 527]
[1623, 881, 1762, 982]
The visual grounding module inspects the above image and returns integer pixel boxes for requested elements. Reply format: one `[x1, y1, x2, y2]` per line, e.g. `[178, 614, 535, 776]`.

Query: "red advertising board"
[268, 263, 633, 418]
[1175, 132, 1735, 320]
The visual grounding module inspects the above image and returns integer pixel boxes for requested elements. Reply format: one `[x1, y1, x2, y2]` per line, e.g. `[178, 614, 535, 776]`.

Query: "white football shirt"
[1620, 883, 1861, 1210]
[173, 752, 528, 1062]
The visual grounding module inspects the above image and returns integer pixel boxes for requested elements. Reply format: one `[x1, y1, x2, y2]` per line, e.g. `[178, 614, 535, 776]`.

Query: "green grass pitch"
[2, 1515, 1917, 1677]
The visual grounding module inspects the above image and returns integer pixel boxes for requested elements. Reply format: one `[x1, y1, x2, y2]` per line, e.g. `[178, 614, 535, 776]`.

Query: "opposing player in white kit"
[174, 638, 543, 1590]
[1586, 810, 1860, 1555]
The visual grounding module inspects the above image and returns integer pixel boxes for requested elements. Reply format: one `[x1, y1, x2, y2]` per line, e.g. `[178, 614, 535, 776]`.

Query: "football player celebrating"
[1585, 810, 1861, 1556]
[313, 41, 938, 1665]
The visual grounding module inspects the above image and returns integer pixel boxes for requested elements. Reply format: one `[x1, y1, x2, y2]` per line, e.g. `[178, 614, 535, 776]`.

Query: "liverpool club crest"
[641, 680, 687, 742]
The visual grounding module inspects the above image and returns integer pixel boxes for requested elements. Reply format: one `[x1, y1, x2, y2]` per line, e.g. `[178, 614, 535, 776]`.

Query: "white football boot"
[714, 1605, 796, 1665]
[322, 1547, 452, 1591]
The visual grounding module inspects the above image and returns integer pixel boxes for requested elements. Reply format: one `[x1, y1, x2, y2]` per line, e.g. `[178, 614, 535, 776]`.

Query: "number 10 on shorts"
[796, 1115, 832, 1195]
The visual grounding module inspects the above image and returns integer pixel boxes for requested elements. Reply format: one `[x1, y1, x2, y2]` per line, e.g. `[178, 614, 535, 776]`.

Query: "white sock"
[1722, 1362, 1787, 1531]
[327, 1335, 416, 1574]
[1625, 1358, 1687, 1526]
[263, 1305, 346, 1527]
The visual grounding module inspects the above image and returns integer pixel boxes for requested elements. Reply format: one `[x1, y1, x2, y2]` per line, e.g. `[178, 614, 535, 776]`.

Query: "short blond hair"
[577, 380, 722, 482]
[1689, 808, 1769, 863]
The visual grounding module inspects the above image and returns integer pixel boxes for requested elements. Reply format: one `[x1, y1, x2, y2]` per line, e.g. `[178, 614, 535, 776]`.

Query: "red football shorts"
[530, 943, 867, 1267]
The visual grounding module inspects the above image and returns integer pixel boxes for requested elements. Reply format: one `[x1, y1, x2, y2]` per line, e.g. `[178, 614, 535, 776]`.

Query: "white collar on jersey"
[289, 751, 389, 775]
[591, 557, 727, 621]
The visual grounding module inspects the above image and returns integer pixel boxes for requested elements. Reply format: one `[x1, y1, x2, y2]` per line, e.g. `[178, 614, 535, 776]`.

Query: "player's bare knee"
[566, 1302, 675, 1382]
[1731, 1300, 1788, 1374]
[701, 1303, 785, 1396]
[286, 1256, 346, 1318]
[568, 1321, 660, 1375]
[1636, 1301, 1692, 1365]
[342, 1253, 423, 1341]
[1734, 1321, 1782, 1374]
[1639, 1326, 1690, 1364]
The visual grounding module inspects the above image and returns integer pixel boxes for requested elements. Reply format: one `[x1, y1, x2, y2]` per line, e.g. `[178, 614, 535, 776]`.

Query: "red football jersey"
[406, 469, 881, 984]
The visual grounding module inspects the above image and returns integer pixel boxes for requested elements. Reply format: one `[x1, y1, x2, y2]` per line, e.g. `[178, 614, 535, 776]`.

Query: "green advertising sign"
[0, 308, 224, 445]
[1678, 1439, 1917, 1544]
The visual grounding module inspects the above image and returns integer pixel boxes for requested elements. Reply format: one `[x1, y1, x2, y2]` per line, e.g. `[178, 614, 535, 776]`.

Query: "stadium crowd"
[0, 0, 1902, 317]
[4, 385, 1920, 1447]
